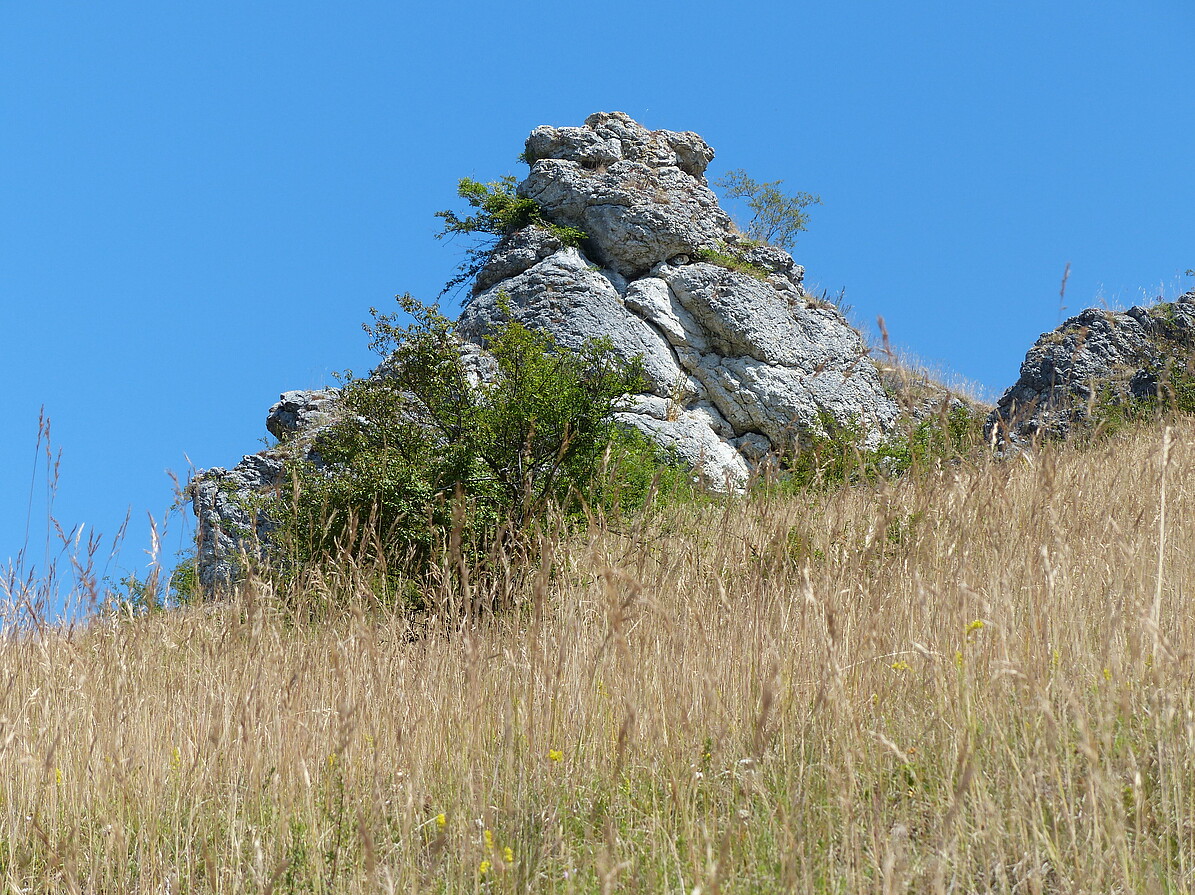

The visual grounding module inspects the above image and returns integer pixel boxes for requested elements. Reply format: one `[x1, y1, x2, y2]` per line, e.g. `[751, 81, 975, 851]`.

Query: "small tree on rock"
[715, 168, 820, 251]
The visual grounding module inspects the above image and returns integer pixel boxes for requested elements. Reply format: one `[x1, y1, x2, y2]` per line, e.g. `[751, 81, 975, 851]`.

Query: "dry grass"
[3, 419, 1195, 893]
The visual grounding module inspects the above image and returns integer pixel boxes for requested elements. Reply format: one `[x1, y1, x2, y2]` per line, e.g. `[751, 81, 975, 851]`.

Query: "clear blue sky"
[2, 1, 1192, 610]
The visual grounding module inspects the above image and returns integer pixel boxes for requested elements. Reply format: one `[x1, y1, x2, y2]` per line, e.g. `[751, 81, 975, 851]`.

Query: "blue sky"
[2, 1, 1192, 610]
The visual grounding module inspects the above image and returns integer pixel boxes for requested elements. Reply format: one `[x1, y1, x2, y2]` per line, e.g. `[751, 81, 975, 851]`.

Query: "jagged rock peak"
[525, 111, 716, 179]
[516, 113, 733, 280]
[987, 291, 1195, 447]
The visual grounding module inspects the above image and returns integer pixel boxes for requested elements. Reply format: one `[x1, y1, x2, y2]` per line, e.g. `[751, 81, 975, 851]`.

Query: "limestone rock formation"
[987, 291, 1195, 447]
[189, 112, 903, 589]
[267, 388, 340, 440]
[461, 111, 899, 490]
[189, 454, 285, 591]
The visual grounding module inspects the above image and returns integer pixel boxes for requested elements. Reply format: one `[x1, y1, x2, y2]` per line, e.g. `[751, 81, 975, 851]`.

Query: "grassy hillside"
[2, 418, 1194, 893]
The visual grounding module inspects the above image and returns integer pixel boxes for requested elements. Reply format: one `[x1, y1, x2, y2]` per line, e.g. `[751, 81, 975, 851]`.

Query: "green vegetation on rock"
[691, 244, 771, 280]
[435, 176, 586, 296]
[773, 404, 986, 493]
[271, 295, 688, 611]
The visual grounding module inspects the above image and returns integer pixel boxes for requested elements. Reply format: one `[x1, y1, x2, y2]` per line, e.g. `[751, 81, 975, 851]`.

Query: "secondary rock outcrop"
[987, 291, 1195, 447]
[189, 112, 903, 590]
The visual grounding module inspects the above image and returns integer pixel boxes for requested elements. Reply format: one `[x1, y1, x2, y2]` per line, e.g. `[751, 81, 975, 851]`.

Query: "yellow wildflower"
[504, 846, 514, 864]
[548, 749, 563, 762]
[479, 859, 492, 875]
[435, 813, 446, 829]
[484, 829, 494, 850]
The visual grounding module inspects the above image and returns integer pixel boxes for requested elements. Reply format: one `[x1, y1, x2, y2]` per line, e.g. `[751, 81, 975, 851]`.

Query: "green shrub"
[272, 296, 686, 607]
[435, 176, 586, 296]
[692, 245, 770, 280]
[1086, 361, 1195, 441]
[766, 405, 986, 493]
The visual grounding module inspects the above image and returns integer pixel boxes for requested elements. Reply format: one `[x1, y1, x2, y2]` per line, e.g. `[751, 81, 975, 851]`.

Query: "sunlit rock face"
[461, 111, 898, 490]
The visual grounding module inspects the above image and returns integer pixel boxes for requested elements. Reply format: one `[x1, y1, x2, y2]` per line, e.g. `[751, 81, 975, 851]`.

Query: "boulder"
[473, 226, 563, 294]
[266, 388, 340, 441]
[518, 112, 732, 279]
[459, 247, 684, 397]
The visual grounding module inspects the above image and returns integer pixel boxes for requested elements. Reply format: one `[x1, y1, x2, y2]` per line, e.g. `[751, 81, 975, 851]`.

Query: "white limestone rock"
[519, 112, 732, 279]
[267, 389, 340, 441]
[188, 453, 286, 591]
[473, 226, 563, 294]
[460, 112, 903, 489]
[614, 408, 750, 492]
[457, 247, 684, 398]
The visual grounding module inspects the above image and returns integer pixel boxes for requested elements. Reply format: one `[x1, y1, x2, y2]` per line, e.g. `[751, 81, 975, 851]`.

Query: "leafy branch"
[435, 176, 586, 298]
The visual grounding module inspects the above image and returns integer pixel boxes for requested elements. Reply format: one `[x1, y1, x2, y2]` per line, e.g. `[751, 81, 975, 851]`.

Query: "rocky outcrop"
[266, 388, 340, 440]
[189, 112, 903, 589]
[986, 291, 1195, 447]
[189, 389, 338, 590]
[461, 111, 899, 490]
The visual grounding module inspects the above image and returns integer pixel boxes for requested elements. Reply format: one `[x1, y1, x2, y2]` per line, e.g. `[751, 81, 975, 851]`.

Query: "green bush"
[272, 296, 686, 606]
[1086, 362, 1195, 441]
[435, 176, 586, 296]
[691, 245, 770, 280]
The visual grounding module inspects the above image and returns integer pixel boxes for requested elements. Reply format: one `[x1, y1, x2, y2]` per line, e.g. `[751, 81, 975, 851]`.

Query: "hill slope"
[3, 418, 1193, 891]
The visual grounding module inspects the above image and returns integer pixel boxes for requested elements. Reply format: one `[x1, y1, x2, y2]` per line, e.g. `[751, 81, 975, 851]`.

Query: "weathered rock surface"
[472, 226, 563, 294]
[987, 291, 1195, 446]
[189, 453, 285, 591]
[463, 111, 899, 487]
[518, 112, 732, 279]
[266, 389, 340, 440]
[190, 389, 339, 590]
[460, 247, 684, 397]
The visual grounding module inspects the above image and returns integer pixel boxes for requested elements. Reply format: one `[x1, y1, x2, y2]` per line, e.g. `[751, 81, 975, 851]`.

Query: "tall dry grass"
[2, 418, 1194, 893]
